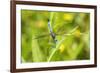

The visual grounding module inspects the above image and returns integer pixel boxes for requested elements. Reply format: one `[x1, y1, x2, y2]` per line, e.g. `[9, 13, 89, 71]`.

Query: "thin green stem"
[47, 48, 57, 62]
[47, 37, 66, 62]
[50, 12, 54, 25]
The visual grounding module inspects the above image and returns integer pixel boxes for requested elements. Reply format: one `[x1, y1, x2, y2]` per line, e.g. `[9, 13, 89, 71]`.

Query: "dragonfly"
[47, 19, 57, 43]
[33, 19, 79, 44]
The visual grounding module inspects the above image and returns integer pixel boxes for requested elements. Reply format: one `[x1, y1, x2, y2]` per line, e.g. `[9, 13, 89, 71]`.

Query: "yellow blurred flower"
[74, 29, 81, 38]
[59, 44, 65, 53]
[63, 13, 74, 21]
[35, 20, 45, 28]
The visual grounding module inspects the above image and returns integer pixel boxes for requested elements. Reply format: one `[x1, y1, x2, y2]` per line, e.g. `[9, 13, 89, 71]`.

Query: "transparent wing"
[55, 26, 79, 36]
[32, 33, 51, 40]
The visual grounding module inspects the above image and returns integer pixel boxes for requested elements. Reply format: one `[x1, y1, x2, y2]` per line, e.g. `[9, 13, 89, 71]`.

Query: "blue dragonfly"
[47, 19, 57, 43]
[33, 19, 79, 44]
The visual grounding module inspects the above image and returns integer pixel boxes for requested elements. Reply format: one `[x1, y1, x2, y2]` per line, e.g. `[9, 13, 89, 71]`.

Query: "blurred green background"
[21, 9, 90, 63]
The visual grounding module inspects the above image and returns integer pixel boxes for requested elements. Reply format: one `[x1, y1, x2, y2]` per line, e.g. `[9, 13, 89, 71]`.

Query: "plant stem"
[47, 48, 57, 62]
[47, 37, 66, 62]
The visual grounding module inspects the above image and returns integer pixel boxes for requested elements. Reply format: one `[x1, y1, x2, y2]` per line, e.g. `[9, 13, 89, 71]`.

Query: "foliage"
[21, 10, 90, 62]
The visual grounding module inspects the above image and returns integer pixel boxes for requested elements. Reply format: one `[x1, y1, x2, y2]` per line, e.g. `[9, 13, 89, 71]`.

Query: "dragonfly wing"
[55, 26, 79, 36]
[32, 34, 50, 40]
[56, 33, 71, 36]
